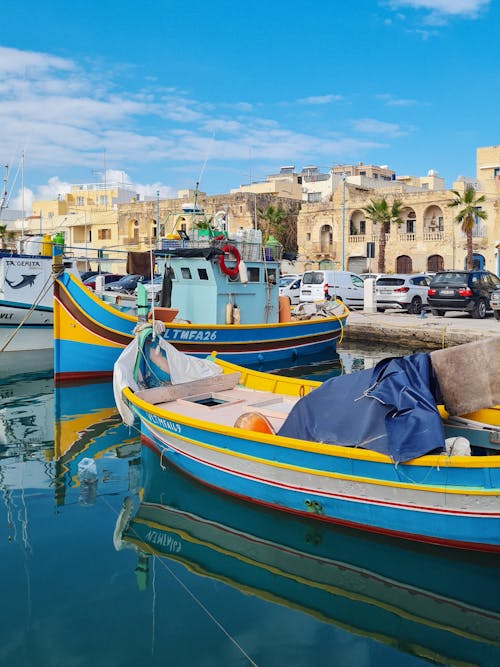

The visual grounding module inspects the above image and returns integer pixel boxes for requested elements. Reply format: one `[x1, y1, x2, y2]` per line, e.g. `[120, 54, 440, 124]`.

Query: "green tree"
[0, 224, 6, 249]
[362, 198, 403, 273]
[448, 187, 488, 270]
[257, 205, 287, 244]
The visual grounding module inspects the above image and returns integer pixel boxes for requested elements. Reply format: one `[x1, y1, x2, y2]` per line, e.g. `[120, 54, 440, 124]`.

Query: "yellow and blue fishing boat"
[54, 242, 349, 382]
[116, 331, 500, 552]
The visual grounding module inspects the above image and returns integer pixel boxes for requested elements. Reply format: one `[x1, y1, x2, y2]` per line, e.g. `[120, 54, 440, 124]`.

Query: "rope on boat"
[0, 270, 56, 352]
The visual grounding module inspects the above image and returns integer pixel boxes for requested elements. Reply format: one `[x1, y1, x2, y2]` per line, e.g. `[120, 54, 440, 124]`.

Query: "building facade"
[297, 147, 500, 276]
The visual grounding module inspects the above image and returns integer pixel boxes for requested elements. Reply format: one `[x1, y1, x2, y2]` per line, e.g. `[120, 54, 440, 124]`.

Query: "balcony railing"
[423, 232, 445, 242]
[398, 233, 416, 242]
[348, 234, 366, 243]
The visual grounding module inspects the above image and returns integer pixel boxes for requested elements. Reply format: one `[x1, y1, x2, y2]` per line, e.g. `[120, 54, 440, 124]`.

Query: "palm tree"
[257, 205, 288, 245]
[448, 187, 488, 270]
[362, 198, 403, 273]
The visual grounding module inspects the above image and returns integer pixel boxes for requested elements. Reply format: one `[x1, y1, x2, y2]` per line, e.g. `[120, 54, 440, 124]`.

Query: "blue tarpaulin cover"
[277, 352, 445, 463]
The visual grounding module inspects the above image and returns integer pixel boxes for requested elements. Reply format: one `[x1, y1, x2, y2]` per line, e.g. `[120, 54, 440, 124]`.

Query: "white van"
[300, 270, 365, 309]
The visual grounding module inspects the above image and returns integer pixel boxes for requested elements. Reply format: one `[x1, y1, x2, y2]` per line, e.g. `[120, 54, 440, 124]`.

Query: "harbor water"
[1, 344, 500, 666]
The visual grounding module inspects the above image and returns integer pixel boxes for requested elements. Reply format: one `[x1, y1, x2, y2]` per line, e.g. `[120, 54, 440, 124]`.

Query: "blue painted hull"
[126, 395, 500, 552]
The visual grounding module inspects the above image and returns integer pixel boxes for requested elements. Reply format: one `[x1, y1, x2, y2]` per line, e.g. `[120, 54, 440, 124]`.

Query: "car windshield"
[431, 273, 468, 285]
[279, 277, 295, 287]
[377, 278, 405, 286]
[302, 272, 324, 285]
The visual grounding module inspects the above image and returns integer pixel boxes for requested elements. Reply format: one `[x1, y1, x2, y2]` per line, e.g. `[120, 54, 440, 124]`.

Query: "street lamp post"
[156, 190, 160, 240]
[341, 172, 346, 271]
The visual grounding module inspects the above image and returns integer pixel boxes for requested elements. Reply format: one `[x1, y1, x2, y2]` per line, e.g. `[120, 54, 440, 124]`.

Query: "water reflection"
[117, 445, 500, 667]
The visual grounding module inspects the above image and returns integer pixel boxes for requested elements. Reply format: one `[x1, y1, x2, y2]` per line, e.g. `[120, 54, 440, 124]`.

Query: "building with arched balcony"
[297, 146, 500, 276]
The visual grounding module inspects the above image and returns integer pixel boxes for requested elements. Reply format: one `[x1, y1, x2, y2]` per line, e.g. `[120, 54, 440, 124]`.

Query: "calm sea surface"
[1, 345, 499, 667]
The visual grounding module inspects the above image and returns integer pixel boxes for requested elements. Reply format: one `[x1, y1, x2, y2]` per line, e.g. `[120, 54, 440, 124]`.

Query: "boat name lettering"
[165, 329, 217, 342]
[145, 529, 181, 553]
[6, 259, 42, 268]
[0, 312, 14, 319]
[149, 414, 181, 433]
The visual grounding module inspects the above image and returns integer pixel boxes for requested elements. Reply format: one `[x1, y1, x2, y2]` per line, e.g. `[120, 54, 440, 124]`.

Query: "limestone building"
[296, 146, 500, 276]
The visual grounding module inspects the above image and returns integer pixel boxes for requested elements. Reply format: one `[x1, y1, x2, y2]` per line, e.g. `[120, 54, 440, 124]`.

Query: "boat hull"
[0, 303, 53, 351]
[54, 272, 348, 382]
[126, 392, 500, 552]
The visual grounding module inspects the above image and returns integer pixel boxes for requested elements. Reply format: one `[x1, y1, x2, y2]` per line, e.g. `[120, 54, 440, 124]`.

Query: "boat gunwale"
[123, 385, 500, 473]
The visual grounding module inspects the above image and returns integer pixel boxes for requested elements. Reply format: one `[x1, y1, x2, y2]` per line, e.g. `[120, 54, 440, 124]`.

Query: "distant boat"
[117, 445, 500, 666]
[54, 240, 349, 382]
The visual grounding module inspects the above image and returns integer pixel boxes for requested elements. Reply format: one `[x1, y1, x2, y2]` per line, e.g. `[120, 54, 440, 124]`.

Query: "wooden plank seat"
[134, 372, 242, 405]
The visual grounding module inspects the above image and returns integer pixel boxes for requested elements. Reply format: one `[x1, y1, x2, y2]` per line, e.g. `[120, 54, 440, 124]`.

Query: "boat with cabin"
[54, 235, 348, 382]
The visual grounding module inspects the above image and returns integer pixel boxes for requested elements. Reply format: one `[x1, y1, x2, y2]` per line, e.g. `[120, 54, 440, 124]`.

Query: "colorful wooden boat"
[53, 245, 349, 382]
[118, 342, 500, 552]
[118, 446, 500, 666]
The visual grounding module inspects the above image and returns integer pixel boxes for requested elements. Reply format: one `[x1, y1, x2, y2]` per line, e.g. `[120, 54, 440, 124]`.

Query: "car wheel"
[472, 298, 487, 319]
[408, 297, 422, 315]
[494, 311, 500, 321]
[431, 309, 444, 317]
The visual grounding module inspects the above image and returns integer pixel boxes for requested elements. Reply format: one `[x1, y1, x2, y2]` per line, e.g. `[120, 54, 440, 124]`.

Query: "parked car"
[359, 273, 383, 282]
[83, 273, 124, 290]
[491, 287, 500, 321]
[427, 270, 500, 319]
[279, 275, 302, 305]
[80, 270, 99, 282]
[375, 274, 431, 314]
[300, 270, 365, 309]
[134, 275, 164, 298]
[106, 274, 147, 294]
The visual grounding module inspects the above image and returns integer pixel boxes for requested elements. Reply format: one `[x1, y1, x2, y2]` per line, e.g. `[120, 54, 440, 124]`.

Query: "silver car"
[491, 288, 500, 321]
[375, 274, 431, 314]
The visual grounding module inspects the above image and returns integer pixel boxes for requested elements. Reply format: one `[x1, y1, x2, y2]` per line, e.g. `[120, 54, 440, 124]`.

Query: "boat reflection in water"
[118, 444, 500, 667]
[53, 380, 141, 506]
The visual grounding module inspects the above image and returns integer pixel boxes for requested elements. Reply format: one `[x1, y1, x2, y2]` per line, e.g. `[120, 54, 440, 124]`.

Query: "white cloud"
[297, 94, 344, 105]
[376, 93, 417, 107]
[350, 118, 408, 138]
[387, 0, 489, 17]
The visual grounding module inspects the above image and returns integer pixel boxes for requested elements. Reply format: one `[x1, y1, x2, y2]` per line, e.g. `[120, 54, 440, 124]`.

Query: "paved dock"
[344, 309, 499, 349]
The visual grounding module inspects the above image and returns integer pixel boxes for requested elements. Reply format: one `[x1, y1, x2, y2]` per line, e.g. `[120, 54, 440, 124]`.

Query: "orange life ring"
[218, 244, 241, 277]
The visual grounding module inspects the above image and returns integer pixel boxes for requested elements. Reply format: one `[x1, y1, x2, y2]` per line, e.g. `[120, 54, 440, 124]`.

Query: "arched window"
[130, 220, 140, 244]
[427, 255, 444, 272]
[320, 224, 333, 253]
[396, 255, 412, 273]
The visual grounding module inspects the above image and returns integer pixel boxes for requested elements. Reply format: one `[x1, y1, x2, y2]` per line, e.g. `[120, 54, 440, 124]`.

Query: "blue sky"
[1, 0, 498, 211]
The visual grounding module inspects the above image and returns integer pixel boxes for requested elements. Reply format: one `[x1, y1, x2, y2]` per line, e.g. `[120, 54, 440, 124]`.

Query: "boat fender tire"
[219, 244, 241, 277]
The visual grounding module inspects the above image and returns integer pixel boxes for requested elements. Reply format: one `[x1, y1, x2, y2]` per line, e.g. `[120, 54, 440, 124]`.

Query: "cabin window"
[247, 267, 260, 282]
[181, 267, 192, 279]
[267, 269, 277, 284]
[197, 268, 209, 280]
[98, 229, 111, 240]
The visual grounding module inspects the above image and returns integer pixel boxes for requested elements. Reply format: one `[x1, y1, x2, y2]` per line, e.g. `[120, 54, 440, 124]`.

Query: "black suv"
[427, 270, 500, 319]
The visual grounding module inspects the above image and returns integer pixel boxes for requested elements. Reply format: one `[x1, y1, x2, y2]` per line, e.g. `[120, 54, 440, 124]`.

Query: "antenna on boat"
[0, 164, 9, 219]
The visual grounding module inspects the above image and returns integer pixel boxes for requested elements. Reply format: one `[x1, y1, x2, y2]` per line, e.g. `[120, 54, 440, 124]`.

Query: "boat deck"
[152, 385, 299, 433]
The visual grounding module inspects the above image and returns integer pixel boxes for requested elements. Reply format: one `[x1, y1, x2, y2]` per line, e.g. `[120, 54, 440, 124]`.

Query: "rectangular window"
[197, 268, 209, 280]
[76, 197, 84, 206]
[247, 267, 260, 282]
[100, 195, 108, 206]
[306, 232, 311, 241]
[359, 220, 366, 234]
[98, 229, 111, 240]
[181, 267, 192, 279]
[307, 192, 321, 203]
